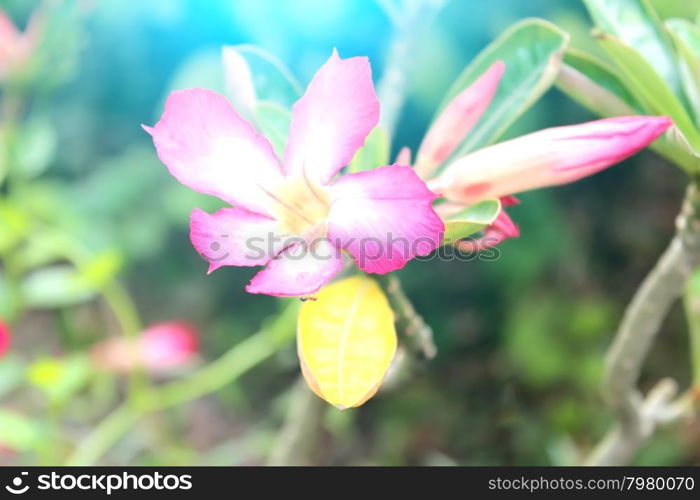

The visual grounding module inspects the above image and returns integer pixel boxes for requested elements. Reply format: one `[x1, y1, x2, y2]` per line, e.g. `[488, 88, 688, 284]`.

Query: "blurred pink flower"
[145, 50, 443, 296]
[140, 322, 199, 370]
[0, 8, 42, 81]
[411, 61, 672, 249]
[91, 322, 198, 374]
[0, 321, 10, 357]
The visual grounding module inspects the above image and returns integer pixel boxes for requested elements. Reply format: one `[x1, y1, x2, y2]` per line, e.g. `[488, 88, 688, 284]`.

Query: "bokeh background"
[1, 0, 699, 465]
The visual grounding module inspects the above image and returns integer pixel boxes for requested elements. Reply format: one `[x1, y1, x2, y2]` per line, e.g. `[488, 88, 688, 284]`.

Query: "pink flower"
[145, 50, 444, 296]
[0, 321, 9, 357]
[0, 8, 41, 81]
[412, 62, 672, 248]
[140, 322, 199, 370]
[91, 322, 198, 374]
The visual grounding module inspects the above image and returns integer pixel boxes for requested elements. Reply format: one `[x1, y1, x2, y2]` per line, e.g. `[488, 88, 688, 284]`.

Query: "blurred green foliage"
[0, 0, 697, 466]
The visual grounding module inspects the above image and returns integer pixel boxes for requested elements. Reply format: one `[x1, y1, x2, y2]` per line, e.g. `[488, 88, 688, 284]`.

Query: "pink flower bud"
[140, 322, 199, 370]
[91, 321, 198, 374]
[430, 116, 672, 205]
[415, 61, 505, 179]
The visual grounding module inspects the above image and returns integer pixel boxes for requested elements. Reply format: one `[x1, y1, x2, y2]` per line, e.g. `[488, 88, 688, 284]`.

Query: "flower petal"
[283, 49, 380, 185]
[190, 207, 285, 273]
[327, 165, 444, 274]
[431, 116, 672, 204]
[145, 88, 283, 215]
[415, 61, 505, 179]
[245, 239, 343, 296]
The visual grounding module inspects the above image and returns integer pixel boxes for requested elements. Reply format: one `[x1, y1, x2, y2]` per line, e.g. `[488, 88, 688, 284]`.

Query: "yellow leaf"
[297, 276, 397, 409]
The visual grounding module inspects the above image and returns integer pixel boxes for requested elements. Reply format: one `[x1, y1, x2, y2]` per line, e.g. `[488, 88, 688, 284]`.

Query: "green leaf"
[14, 116, 57, 179]
[666, 19, 700, 123]
[0, 410, 41, 451]
[21, 265, 98, 309]
[556, 48, 699, 170]
[0, 356, 26, 399]
[0, 201, 30, 253]
[347, 127, 390, 173]
[253, 101, 291, 158]
[12, 230, 69, 274]
[78, 249, 123, 289]
[441, 198, 501, 245]
[583, 0, 681, 94]
[556, 49, 641, 116]
[224, 44, 302, 109]
[595, 31, 700, 151]
[27, 355, 91, 405]
[437, 18, 569, 159]
[0, 273, 22, 320]
[164, 49, 228, 100]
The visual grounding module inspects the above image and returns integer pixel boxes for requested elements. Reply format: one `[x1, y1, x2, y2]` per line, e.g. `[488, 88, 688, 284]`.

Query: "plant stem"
[65, 404, 139, 467]
[684, 272, 700, 387]
[148, 303, 298, 409]
[66, 301, 298, 466]
[100, 282, 147, 406]
[584, 183, 700, 465]
[47, 231, 148, 407]
[267, 378, 326, 465]
[377, 274, 436, 358]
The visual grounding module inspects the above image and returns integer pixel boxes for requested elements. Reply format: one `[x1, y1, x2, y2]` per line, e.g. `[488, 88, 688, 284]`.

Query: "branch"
[377, 274, 436, 358]
[66, 301, 299, 465]
[584, 183, 700, 465]
[267, 378, 326, 465]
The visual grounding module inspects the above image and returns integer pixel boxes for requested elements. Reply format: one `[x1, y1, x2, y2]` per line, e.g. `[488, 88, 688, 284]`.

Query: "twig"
[267, 378, 326, 465]
[584, 183, 700, 465]
[377, 274, 436, 358]
[684, 270, 700, 387]
[66, 301, 299, 465]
